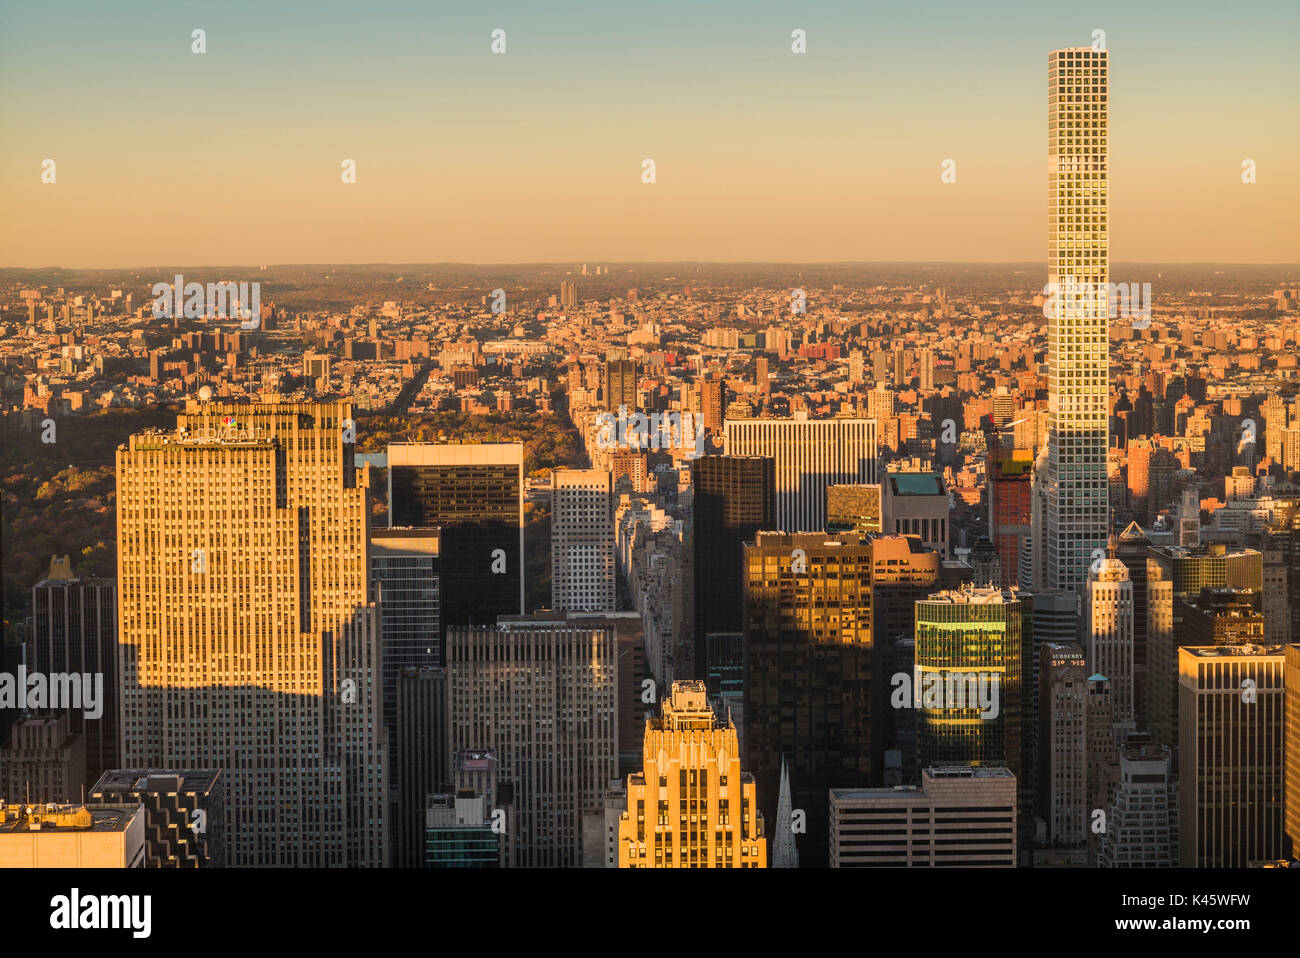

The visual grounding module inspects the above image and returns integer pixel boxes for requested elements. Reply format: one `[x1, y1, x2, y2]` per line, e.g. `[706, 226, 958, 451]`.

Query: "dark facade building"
[30, 556, 118, 787]
[371, 529, 441, 783]
[867, 533, 941, 782]
[742, 531, 873, 867]
[395, 666, 449, 869]
[387, 444, 524, 650]
[692, 455, 776, 678]
[1182, 587, 1265, 648]
[605, 358, 639, 413]
[89, 769, 225, 867]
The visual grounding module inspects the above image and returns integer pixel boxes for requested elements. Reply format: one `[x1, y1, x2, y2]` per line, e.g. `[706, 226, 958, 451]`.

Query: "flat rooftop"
[90, 769, 222, 794]
[0, 803, 142, 834]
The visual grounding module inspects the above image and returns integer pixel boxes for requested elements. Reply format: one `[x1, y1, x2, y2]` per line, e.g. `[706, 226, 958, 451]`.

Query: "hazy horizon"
[3, 0, 1296, 267]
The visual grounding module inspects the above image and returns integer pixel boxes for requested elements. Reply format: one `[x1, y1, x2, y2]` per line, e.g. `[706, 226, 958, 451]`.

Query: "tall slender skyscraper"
[1046, 46, 1110, 592]
[116, 400, 387, 867]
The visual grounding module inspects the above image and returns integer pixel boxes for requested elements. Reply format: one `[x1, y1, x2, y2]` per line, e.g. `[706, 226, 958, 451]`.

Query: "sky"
[1, 0, 1296, 267]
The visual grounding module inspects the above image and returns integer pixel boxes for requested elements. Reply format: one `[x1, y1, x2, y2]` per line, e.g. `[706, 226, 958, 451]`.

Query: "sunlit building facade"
[616, 681, 765, 868]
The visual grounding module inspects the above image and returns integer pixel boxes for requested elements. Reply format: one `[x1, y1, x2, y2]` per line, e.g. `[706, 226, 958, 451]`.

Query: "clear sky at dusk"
[1, 0, 1296, 267]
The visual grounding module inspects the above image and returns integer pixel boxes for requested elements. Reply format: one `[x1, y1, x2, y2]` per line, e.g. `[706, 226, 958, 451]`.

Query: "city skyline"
[1, 1, 1297, 911]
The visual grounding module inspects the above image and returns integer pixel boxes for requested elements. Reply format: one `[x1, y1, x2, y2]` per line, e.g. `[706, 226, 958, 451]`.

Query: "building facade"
[616, 681, 766, 868]
[116, 400, 386, 867]
[1046, 46, 1110, 592]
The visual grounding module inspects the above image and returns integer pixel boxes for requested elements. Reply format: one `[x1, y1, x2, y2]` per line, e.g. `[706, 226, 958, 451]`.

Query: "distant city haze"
[1, 0, 1296, 266]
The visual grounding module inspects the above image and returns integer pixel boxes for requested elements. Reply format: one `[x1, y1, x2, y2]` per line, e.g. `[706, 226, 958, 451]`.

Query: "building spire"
[773, 755, 799, 868]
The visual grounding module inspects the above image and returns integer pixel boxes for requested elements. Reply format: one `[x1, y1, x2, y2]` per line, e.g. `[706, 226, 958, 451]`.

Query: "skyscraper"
[868, 533, 941, 782]
[1178, 644, 1286, 867]
[742, 532, 873, 866]
[1037, 642, 1087, 852]
[692, 454, 776, 677]
[615, 680, 766, 868]
[984, 422, 1033, 588]
[388, 443, 525, 642]
[605, 358, 638, 413]
[724, 417, 877, 532]
[913, 586, 1024, 774]
[30, 556, 118, 788]
[1286, 644, 1300, 861]
[1083, 548, 1136, 726]
[1046, 46, 1110, 592]
[370, 528, 441, 786]
[446, 618, 617, 867]
[550, 468, 616, 613]
[395, 666, 449, 868]
[116, 400, 387, 866]
[1098, 741, 1178, 868]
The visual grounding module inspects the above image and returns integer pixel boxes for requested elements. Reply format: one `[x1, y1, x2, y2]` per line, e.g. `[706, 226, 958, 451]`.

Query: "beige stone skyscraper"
[116, 400, 387, 867]
[617, 680, 766, 868]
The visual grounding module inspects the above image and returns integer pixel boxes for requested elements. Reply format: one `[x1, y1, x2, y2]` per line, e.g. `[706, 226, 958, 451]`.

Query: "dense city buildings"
[115, 400, 387, 867]
[0, 23, 1295, 893]
[616, 681, 766, 868]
